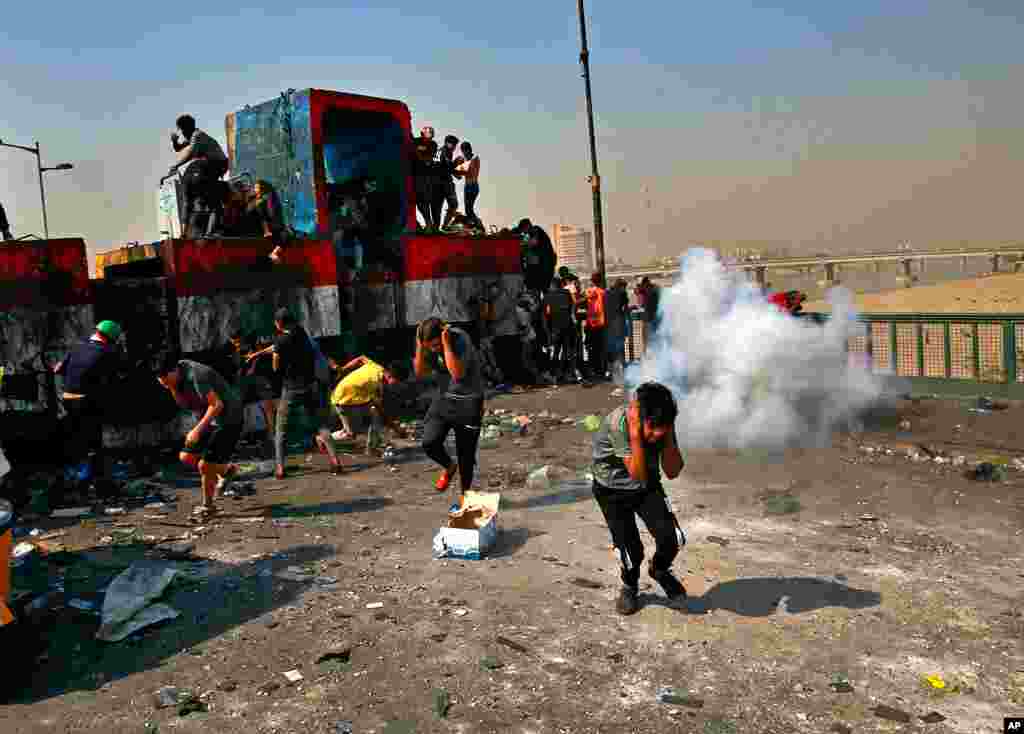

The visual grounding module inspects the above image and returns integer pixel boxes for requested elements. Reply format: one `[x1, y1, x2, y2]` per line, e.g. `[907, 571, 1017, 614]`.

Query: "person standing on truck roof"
[413, 126, 438, 230]
[168, 114, 229, 237]
[0, 201, 12, 241]
[454, 142, 481, 229]
[262, 307, 342, 479]
[156, 354, 242, 519]
[434, 134, 460, 230]
[592, 382, 687, 615]
[54, 321, 129, 491]
[414, 317, 485, 502]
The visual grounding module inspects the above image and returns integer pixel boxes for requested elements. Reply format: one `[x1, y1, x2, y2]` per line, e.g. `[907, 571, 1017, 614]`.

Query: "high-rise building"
[552, 224, 594, 274]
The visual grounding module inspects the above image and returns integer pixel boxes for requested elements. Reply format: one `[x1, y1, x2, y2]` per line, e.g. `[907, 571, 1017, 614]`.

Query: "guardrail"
[625, 311, 1024, 399]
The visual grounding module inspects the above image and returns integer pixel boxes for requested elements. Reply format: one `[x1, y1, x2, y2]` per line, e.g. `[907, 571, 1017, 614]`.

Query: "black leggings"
[593, 481, 681, 588]
[422, 395, 484, 492]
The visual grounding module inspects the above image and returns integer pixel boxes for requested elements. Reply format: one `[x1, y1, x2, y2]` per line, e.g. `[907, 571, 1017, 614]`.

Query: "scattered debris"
[432, 688, 450, 719]
[333, 722, 354, 734]
[970, 462, 1006, 482]
[452, 608, 469, 617]
[177, 695, 206, 717]
[762, 494, 801, 515]
[105, 507, 126, 515]
[366, 602, 384, 609]
[496, 636, 529, 654]
[872, 704, 911, 723]
[923, 673, 946, 690]
[282, 669, 304, 683]
[920, 712, 946, 724]
[581, 415, 602, 432]
[705, 535, 730, 547]
[570, 577, 603, 590]
[479, 656, 504, 671]
[858, 514, 879, 522]
[830, 724, 852, 734]
[1009, 671, 1024, 704]
[97, 561, 180, 642]
[829, 673, 853, 693]
[153, 686, 186, 709]
[217, 680, 238, 692]
[657, 687, 704, 708]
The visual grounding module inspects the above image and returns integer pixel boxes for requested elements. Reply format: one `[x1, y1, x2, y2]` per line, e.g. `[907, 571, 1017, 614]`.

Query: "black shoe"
[616, 585, 640, 616]
[649, 567, 687, 599]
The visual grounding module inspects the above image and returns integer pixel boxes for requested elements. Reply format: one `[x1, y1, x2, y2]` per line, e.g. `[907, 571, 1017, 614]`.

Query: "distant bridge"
[606, 246, 1024, 287]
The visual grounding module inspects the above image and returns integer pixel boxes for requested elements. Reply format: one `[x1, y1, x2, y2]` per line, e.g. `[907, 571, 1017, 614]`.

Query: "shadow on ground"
[488, 528, 546, 559]
[675, 577, 882, 616]
[502, 480, 594, 511]
[270, 497, 393, 519]
[5, 543, 335, 704]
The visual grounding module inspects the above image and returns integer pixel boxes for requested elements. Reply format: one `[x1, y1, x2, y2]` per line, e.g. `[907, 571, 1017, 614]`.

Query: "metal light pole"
[0, 139, 74, 239]
[577, 0, 606, 287]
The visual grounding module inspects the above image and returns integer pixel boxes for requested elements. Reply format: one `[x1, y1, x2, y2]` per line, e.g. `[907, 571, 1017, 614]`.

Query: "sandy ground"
[1, 384, 1022, 734]
[805, 272, 1024, 314]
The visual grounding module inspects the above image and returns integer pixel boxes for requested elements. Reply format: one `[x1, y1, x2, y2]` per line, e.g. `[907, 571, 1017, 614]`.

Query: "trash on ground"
[154, 686, 188, 709]
[762, 494, 801, 515]
[581, 415, 602, 432]
[920, 712, 946, 724]
[830, 673, 853, 693]
[970, 462, 1006, 482]
[432, 491, 500, 560]
[452, 608, 469, 617]
[315, 575, 339, 586]
[657, 686, 704, 707]
[282, 669, 304, 683]
[872, 704, 911, 722]
[570, 577, 603, 590]
[705, 535, 730, 547]
[432, 687, 450, 719]
[177, 694, 206, 717]
[496, 636, 529, 654]
[105, 507, 126, 515]
[923, 673, 946, 690]
[366, 602, 384, 609]
[97, 561, 180, 642]
[51, 507, 92, 518]
[333, 722, 354, 734]
[479, 656, 504, 671]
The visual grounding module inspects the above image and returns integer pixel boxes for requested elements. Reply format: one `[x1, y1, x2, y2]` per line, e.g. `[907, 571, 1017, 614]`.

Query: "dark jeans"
[421, 394, 484, 493]
[433, 178, 457, 226]
[464, 182, 480, 223]
[63, 397, 106, 478]
[549, 326, 576, 378]
[593, 481, 681, 588]
[275, 383, 336, 468]
[586, 326, 608, 379]
[182, 158, 228, 212]
[415, 175, 435, 227]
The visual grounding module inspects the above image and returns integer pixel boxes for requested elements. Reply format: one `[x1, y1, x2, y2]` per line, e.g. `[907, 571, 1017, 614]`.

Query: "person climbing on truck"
[454, 141, 481, 229]
[156, 353, 243, 519]
[413, 126, 438, 230]
[54, 320, 130, 492]
[167, 114, 229, 237]
[414, 317, 485, 501]
[435, 134, 460, 230]
[592, 381, 687, 615]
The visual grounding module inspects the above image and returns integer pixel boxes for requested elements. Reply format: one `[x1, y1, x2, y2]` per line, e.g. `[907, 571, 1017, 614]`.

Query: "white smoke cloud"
[625, 248, 883, 450]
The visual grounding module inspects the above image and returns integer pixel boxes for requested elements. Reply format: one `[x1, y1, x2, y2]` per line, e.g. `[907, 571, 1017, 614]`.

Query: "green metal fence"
[848, 313, 1024, 399]
[627, 311, 1024, 399]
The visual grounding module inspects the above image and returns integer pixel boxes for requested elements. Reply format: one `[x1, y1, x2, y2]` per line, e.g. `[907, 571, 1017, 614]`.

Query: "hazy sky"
[2, 1, 1023, 264]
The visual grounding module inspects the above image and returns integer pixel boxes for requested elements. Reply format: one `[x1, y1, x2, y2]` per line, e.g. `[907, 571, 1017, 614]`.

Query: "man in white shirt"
[167, 114, 229, 237]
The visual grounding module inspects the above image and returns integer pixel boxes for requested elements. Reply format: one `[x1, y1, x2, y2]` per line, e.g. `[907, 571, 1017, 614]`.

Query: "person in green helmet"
[54, 320, 130, 489]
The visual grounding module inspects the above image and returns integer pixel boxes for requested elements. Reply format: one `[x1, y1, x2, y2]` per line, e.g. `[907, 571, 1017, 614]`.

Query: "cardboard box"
[432, 492, 500, 560]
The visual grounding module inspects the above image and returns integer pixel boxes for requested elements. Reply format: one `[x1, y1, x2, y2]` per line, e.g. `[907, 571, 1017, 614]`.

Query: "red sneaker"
[435, 465, 458, 492]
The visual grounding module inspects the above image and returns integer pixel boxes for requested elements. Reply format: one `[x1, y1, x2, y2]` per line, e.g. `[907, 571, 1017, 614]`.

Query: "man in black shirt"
[412, 126, 438, 229]
[516, 219, 557, 295]
[54, 320, 128, 487]
[156, 355, 243, 518]
[544, 277, 576, 382]
[268, 307, 341, 478]
[434, 134, 460, 230]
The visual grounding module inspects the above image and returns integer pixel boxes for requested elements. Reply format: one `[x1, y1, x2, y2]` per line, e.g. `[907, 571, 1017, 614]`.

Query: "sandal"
[215, 464, 239, 492]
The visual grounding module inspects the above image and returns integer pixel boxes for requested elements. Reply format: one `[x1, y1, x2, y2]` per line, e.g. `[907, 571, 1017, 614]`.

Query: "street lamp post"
[576, 0, 606, 287]
[0, 139, 74, 239]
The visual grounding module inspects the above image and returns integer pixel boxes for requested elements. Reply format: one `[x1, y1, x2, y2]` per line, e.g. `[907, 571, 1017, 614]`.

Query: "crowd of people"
[412, 126, 483, 232]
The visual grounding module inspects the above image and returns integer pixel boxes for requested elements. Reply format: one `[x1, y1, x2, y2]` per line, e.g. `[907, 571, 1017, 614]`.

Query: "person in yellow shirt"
[329, 356, 408, 449]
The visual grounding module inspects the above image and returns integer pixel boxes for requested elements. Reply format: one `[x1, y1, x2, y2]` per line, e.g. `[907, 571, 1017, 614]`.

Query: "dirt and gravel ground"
[1, 384, 1022, 734]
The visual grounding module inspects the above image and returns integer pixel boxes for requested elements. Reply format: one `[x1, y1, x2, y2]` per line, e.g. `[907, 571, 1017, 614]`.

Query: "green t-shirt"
[591, 405, 665, 492]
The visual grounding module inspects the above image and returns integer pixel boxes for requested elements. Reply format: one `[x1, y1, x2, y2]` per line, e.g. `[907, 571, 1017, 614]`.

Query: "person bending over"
[592, 382, 687, 615]
[414, 317, 485, 500]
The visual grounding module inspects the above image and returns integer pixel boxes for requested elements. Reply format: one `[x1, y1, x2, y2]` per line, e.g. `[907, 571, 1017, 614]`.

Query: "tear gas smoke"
[625, 248, 883, 450]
